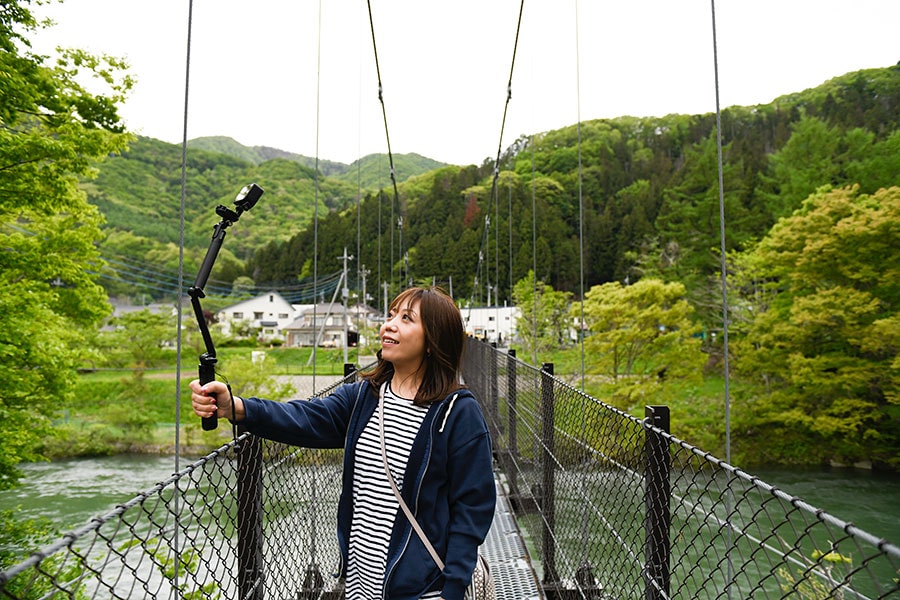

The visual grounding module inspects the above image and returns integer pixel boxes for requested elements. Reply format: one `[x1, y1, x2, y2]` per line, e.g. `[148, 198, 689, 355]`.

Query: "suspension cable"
[575, 0, 585, 393]
[365, 0, 404, 290]
[709, 1, 734, 597]
[709, 0, 731, 472]
[173, 0, 196, 592]
[312, 0, 324, 389]
[468, 0, 526, 316]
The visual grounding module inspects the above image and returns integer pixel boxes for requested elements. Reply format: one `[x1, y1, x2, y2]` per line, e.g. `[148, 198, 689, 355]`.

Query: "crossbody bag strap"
[378, 382, 446, 571]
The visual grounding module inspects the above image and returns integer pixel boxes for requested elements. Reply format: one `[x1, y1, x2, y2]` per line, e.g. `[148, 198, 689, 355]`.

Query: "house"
[214, 292, 296, 342]
[282, 303, 381, 348]
[461, 305, 520, 346]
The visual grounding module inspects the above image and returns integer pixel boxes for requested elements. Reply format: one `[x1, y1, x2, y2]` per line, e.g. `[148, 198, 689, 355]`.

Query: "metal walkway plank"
[480, 477, 544, 600]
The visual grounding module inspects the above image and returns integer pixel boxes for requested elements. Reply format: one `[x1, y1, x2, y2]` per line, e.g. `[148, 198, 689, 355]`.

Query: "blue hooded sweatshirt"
[240, 379, 497, 600]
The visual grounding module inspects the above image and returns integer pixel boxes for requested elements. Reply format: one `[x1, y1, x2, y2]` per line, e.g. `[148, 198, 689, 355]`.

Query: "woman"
[191, 286, 496, 600]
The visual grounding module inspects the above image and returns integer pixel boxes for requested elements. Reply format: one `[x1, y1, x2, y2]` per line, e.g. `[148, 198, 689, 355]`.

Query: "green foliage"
[512, 271, 573, 364]
[214, 353, 296, 401]
[577, 278, 706, 409]
[0, 0, 130, 488]
[96, 309, 178, 369]
[0, 509, 88, 598]
[188, 135, 446, 189]
[148, 542, 220, 599]
[732, 186, 900, 467]
[333, 152, 448, 190]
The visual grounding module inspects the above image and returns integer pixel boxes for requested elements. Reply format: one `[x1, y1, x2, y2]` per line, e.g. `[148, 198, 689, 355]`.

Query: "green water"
[752, 465, 900, 544]
[0, 455, 191, 531]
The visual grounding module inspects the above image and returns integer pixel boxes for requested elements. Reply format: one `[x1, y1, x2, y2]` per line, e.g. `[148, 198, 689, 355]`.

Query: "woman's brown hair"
[363, 286, 465, 405]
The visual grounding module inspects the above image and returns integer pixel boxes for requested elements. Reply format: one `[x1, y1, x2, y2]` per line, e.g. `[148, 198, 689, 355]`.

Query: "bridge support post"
[489, 342, 500, 439]
[237, 431, 264, 600]
[644, 405, 671, 600]
[539, 363, 559, 586]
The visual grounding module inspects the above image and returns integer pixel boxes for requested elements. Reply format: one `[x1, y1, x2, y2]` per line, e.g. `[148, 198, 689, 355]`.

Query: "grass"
[61, 342, 774, 467]
[52, 346, 373, 458]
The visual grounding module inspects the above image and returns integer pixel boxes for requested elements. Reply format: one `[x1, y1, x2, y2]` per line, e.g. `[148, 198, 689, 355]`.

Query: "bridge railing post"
[644, 405, 671, 600]
[504, 349, 519, 495]
[237, 431, 264, 600]
[489, 342, 500, 440]
[539, 362, 560, 586]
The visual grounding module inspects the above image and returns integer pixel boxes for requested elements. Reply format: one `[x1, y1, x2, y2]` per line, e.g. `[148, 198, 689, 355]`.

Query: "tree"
[577, 278, 705, 407]
[97, 309, 177, 370]
[760, 115, 841, 221]
[733, 186, 900, 467]
[0, 0, 132, 488]
[512, 271, 572, 363]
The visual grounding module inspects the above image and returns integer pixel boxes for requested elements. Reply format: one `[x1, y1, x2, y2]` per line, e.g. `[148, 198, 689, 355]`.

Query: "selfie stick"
[189, 183, 264, 431]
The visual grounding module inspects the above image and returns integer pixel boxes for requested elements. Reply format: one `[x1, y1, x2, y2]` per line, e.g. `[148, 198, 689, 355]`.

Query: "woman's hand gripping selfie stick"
[188, 183, 264, 430]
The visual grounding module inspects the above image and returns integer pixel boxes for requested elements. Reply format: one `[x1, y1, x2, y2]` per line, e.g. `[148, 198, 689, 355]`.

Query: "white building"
[214, 292, 296, 342]
[282, 303, 381, 348]
[461, 305, 520, 346]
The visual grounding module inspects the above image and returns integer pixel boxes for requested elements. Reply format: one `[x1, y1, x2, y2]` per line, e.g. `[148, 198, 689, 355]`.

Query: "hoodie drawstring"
[439, 393, 458, 433]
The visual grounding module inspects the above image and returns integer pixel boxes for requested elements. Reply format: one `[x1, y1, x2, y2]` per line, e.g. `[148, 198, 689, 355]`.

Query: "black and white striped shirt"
[346, 382, 442, 600]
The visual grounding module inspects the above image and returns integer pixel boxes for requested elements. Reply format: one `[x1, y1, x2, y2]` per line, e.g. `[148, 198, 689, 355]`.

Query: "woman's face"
[379, 298, 426, 369]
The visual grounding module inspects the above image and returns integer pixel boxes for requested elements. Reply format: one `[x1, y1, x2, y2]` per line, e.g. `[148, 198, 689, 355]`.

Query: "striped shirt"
[346, 382, 443, 600]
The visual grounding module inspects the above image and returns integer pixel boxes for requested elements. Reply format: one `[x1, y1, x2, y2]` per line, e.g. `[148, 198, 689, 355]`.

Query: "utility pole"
[359, 264, 370, 351]
[339, 247, 353, 365]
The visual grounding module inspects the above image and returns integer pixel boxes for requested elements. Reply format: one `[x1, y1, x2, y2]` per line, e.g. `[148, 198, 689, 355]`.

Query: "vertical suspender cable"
[174, 0, 195, 592]
[356, 0, 364, 364]
[574, 0, 585, 393]
[709, 0, 731, 479]
[467, 0, 525, 319]
[529, 44, 538, 367]
[709, 1, 734, 597]
[312, 0, 324, 389]
[365, 0, 403, 291]
[572, 0, 592, 578]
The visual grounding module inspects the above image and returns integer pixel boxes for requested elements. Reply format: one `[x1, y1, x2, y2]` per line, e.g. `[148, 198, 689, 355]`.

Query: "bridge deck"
[481, 477, 543, 600]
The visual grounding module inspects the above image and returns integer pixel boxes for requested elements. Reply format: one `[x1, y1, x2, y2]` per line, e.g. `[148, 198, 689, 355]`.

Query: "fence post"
[540, 363, 560, 586]
[505, 349, 518, 494]
[644, 405, 671, 600]
[489, 342, 500, 439]
[237, 432, 264, 600]
[344, 363, 357, 381]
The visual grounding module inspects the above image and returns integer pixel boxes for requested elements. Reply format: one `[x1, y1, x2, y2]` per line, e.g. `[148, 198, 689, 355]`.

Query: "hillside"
[88, 136, 448, 300]
[87, 64, 900, 309]
[244, 64, 900, 310]
[187, 136, 447, 189]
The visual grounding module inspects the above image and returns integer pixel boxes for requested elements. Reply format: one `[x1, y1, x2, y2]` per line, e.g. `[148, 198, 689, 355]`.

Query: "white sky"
[32, 0, 900, 166]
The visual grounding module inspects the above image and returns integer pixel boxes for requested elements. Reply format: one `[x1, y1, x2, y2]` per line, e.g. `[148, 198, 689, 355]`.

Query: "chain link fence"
[0, 370, 358, 600]
[3, 342, 899, 599]
[462, 338, 900, 599]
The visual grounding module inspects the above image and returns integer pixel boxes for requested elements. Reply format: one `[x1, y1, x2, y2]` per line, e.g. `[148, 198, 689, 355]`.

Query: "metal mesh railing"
[461, 339, 900, 599]
[0, 370, 359, 600]
[3, 343, 899, 599]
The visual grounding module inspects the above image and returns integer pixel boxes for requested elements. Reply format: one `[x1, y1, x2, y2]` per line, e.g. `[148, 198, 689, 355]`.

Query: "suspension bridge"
[3, 0, 898, 598]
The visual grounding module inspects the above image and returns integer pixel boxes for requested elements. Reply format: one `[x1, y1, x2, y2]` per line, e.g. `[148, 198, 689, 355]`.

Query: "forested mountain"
[187, 135, 446, 188]
[88, 137, 446, 299]
[244, 64, 900, 322]
[88, 64, 899, 316]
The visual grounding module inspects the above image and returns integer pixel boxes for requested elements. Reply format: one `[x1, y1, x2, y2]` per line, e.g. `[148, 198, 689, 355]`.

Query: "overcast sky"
[32, 0, 900, 166]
